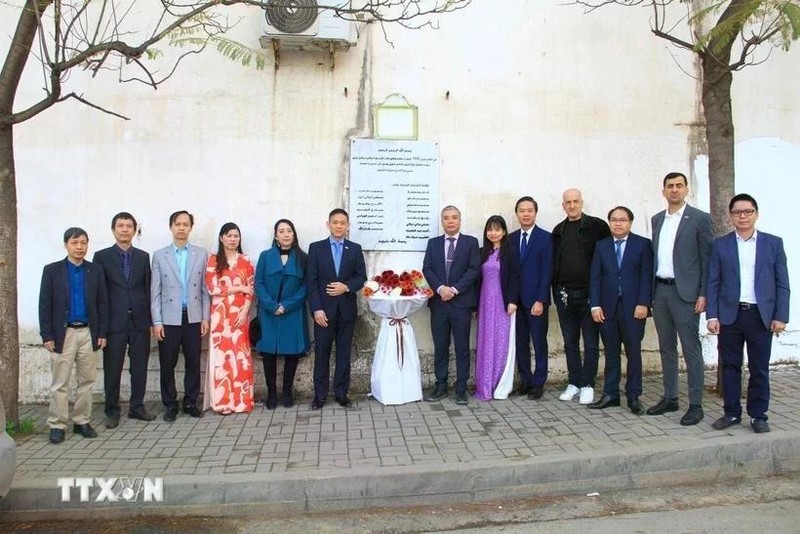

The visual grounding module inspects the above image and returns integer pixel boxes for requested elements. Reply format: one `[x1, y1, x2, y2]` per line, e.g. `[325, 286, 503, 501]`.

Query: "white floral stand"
[367, 295, 427, 405]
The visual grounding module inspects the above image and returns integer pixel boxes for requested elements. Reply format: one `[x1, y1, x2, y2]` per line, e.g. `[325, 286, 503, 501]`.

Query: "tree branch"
[56, 92, 130, 120]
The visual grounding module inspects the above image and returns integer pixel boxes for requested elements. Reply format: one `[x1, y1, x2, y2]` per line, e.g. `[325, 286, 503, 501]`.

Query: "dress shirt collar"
[665, 203, 687, 219]
[172, 242, 189, 253]
[444, 232, 461, 241]
[329, 236, 345, 246]
[735, 229, 757, 243]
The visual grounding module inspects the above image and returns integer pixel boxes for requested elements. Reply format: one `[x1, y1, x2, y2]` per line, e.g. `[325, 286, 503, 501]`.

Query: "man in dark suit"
[39, 228, 108, 444]
[707, 194, 789, 434]
[648, 172, 714, 426]
[422, 205, 480, 405]
[306, 208, 367, 409]
[93, 212, 155, 429]
[508, 196, 553, 400]
[151, 210, 210, 421]
[588, 207, 653, 414]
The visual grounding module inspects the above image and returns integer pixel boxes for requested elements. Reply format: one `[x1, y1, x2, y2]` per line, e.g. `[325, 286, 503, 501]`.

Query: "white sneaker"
[579, 387, 594, 405]
[559, 384, 580, 401]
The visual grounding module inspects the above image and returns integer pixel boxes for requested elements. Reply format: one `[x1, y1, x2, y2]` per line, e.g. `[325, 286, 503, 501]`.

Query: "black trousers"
[158, 312, 202, 408]
[104, 316, 150, 416]
[312, 313, 354, 399]
[430, 302, 472, 394]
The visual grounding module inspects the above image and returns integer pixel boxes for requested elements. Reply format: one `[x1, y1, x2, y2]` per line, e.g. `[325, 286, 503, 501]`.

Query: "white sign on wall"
[349, 139, 440, 251]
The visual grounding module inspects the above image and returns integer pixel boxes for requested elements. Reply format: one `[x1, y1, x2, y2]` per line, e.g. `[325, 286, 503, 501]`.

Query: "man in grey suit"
[647, 172, 713, 426]
[151, 210, 211, 421]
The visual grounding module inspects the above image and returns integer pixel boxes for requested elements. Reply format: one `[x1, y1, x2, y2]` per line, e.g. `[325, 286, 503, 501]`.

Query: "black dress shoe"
[49, 428, 65, 444]
[105, 414, 120, 429]
[454, 391, 468, 405]
[266, 396, 278, 410]
[128, 407, 156, 421]
[183, 405, 203, 418]
[712, 414, 741, 430]
[750, 418, 770, 433]
[283, 392, 294, 408]
[628, 398, 643, 415]
[680, 404, 704, 426]
[73, 423, 98, 438]
[587, 394, 620, 410]
[646, 397, 679, 416]
[425, 387, 448, 402]
[511, 385, 530, 397]
[527, 385, 544, 400]
[311, 398, 325, 410]
[163, 406, 178, 422]
[335, 395, 352, 408]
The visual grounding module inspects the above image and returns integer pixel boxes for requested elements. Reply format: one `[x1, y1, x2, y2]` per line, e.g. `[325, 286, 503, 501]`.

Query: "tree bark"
[0, 126, 19, 425]
[0, 0, 48, 424]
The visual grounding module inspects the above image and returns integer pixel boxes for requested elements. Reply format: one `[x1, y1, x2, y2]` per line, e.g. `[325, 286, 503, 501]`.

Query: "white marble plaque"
[349, 139, 440, 251]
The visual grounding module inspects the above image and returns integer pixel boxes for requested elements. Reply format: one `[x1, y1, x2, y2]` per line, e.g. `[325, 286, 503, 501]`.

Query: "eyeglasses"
[730, 209, 756, 217]
[609, 218, 630, 223]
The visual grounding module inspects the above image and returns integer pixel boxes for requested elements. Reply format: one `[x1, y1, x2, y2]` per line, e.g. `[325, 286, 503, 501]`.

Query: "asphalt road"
[3, 472, 799, 533]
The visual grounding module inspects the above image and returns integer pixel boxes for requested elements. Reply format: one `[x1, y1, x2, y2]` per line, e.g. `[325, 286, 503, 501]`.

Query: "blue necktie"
[520, 231, 528, 261]
[122, 251, 131, 282]
[615, 239, 624, 267]
[333, 241, 343, 276]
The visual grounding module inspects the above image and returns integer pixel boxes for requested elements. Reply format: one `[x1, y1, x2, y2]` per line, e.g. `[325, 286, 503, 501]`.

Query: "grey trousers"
[652, 283, 705, 405]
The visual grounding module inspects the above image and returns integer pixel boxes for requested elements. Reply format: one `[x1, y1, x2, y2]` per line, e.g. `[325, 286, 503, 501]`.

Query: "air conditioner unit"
[261, 0, 358, 49]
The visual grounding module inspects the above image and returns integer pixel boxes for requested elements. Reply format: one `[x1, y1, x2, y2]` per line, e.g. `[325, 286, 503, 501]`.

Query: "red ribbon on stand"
[388, 317, 409, 370]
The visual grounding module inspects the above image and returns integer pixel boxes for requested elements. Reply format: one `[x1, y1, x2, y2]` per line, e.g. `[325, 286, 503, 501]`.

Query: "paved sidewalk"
[3, 367, 800, 517]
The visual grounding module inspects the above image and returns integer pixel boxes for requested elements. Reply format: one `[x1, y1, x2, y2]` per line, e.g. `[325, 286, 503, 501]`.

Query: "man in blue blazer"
[306, 208, 367, 410]
[588, 207, 653, 414]
[422, 205, 480, 405]
[93, 212, 156, 428]
[707, 194, 790, 434]
[151, 210, 210, 421]
[508, 196, 553, 400]
[39, 227, 108, 443]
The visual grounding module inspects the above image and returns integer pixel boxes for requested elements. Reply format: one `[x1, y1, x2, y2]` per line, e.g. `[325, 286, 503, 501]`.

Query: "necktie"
[615, 239, 624, 267]
[520, 231, 529, 260]
[122, 251, 131, 282]
[445, 236, 455, 284]
[333, 241, 343, 276]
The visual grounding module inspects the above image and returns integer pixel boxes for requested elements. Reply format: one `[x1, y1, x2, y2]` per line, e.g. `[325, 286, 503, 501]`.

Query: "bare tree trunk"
[701, 55, 736, 237]
[701, 54, 735, 397]
[0, 125, 19, 425]
[0, 0, 46, 425]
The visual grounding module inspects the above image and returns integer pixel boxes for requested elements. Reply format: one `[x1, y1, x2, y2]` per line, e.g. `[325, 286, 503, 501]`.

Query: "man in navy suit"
[94, 212, 156, 429]
[508, 196, 553, 400]
[39, 228, 108, 444]
[588, 207, 653, 414]
[306, 208, 367, 410]
[707, 194, 790, 434]
[422, 205, 480, 405]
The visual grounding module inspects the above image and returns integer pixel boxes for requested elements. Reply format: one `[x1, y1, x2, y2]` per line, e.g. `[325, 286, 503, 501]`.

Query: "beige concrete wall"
[5, 1, 798, 403]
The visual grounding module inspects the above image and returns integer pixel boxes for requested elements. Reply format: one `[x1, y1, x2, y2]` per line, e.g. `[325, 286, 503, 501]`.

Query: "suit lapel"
[165, 247, 180, 281]
[652, 213, 664, 246]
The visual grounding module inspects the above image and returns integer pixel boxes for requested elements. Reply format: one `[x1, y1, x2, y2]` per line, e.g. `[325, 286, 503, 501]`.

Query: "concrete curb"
[3, 429, 799, 521]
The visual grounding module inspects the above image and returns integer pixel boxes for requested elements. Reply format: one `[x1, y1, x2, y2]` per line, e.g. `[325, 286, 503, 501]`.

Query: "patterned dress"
[204, 254, 255, 413]
[474, 249, 512, 401]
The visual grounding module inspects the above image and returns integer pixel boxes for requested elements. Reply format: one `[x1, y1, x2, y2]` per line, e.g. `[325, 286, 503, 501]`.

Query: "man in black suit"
[93, 212, 156, 429]
[306, 208, 367, 409]
[422, 205, 480, 405]
[39, 228, 109, 444]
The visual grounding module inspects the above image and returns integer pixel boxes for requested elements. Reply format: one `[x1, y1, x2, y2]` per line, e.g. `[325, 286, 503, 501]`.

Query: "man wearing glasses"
[648, 172, 714, 426]
[707, 194, 789, 434]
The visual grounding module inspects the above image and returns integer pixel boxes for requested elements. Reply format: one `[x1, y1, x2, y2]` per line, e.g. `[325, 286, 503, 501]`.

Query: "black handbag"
[249, 314, 261, 346]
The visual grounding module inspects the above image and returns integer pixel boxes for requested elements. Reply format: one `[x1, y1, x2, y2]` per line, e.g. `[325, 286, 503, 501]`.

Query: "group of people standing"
[39, 209, 366, 444]
[38, 171, 789, 445]
[421, 173, 789, 437]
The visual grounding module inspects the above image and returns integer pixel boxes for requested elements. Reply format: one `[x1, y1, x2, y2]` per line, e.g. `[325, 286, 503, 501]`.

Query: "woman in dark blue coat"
[255, 219, 310, 409]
